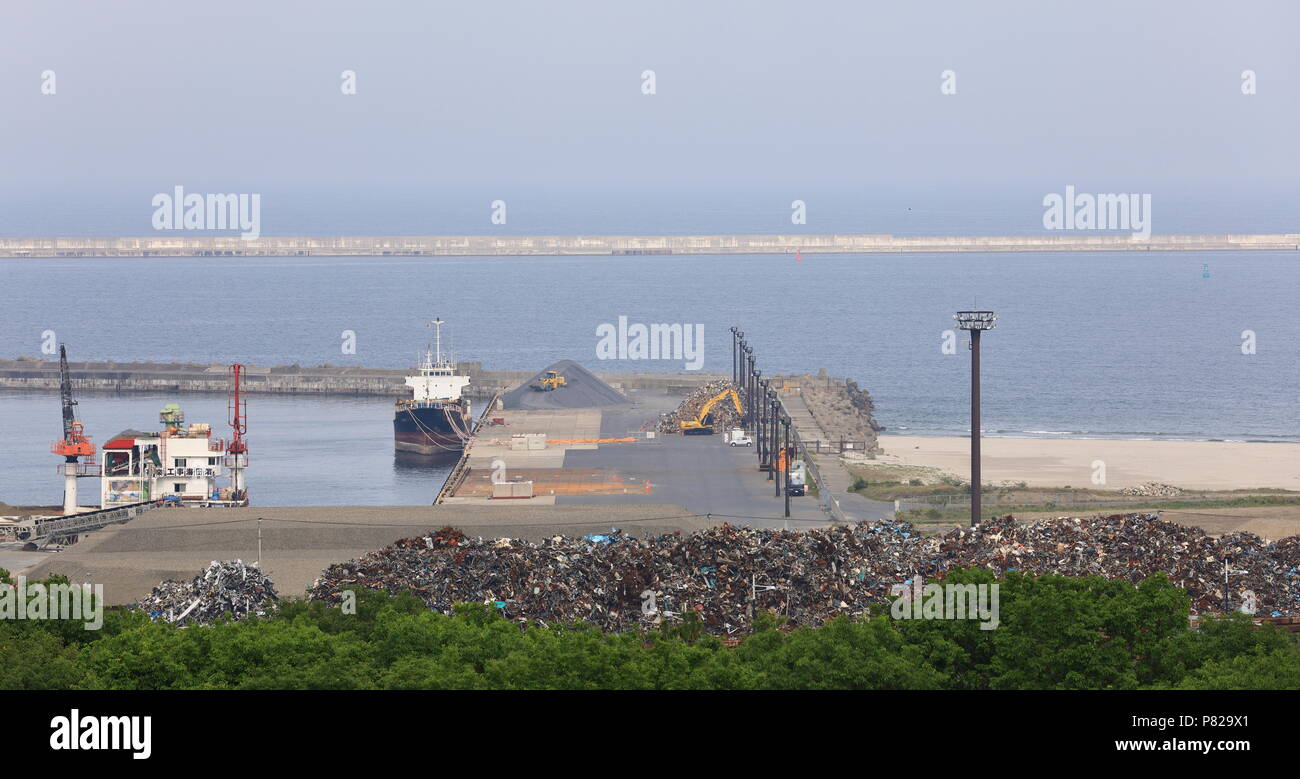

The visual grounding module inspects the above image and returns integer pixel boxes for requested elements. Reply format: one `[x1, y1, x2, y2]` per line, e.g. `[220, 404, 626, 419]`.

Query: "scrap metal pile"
[136, 560, 279, 626]
[1119, 482, 1183, 498]
[657, 380, 742, 434]
[307, 514, 1300, 634]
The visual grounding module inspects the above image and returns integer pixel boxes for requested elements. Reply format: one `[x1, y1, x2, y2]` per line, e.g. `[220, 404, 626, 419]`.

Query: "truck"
[727, 428, 753, 447]
[787, 459, 807, 496]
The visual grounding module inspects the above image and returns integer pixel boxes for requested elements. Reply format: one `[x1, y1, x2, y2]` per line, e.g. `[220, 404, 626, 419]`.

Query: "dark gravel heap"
[500, 360, 629, 410]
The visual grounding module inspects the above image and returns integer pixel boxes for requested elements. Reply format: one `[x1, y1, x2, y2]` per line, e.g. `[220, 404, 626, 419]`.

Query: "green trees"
[1, 570, 1297, 689]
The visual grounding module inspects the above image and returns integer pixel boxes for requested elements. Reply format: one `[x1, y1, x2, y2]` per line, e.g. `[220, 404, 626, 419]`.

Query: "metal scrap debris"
[1119, 482, 1183, 497]
[136, 560, 278, 626]
[308, 513, 1300, 634]
[657, 380, 742, 435]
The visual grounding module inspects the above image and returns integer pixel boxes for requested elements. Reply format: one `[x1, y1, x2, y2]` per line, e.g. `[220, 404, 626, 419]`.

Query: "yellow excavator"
[680, 388, 744, 435]
[530, 370, 568, 391]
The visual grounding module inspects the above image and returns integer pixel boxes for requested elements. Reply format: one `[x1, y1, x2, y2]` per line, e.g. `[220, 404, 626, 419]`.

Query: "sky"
[0, 0, 1296, 234]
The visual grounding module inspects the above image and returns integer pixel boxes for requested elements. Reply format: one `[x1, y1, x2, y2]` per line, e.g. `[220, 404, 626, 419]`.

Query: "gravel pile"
[306, 513, 1300, 634]
[135, 560, 279, 626]
[500, 360, 629, 410]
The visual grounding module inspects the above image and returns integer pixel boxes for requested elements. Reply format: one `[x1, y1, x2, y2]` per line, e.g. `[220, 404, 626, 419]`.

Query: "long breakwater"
[1, 233, 1297, 258]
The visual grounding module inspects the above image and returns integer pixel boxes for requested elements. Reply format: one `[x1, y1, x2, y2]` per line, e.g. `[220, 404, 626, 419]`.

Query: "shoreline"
[877, 434, 1300, 492]
[886, 431, 1300, 445]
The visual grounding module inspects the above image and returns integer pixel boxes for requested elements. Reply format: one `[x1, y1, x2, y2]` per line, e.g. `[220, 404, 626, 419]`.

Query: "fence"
[799, 440, 873, 454]
[783, 418, 847, 523]
[896, 491, 1218, 514]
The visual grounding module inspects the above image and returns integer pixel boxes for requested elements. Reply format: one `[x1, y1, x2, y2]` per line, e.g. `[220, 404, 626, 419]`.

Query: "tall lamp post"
[745, 350, 756, 427]
[782, 416, 792, 518]
[953, 310, 997, 526]
[731, 328, 742, 386]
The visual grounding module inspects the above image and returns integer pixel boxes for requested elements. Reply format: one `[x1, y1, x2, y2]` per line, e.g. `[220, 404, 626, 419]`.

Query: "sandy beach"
[877, 436, 1300, 491]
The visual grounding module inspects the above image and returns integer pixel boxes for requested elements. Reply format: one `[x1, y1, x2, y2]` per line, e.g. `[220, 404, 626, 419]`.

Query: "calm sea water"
[0, 391, 451, 507]
[1, 250, 1296, 505]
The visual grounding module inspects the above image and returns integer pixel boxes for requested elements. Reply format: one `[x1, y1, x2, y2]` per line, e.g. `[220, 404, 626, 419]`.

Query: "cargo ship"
[394, 319, 472, 455]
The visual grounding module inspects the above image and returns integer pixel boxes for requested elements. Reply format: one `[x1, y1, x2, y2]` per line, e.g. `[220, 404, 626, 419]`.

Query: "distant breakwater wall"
[2, 233, 1297, 258]
[0, 359, 723, 398]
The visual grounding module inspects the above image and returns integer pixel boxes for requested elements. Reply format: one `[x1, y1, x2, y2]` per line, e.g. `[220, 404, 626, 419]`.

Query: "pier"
[0, 358, 723, 398]
[1, 232, 1297, 258]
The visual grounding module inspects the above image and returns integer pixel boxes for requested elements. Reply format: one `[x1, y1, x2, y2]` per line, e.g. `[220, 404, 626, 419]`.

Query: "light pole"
[764, 390, 774, 488]
[782, 416, 792, 517]
[745, 350, 755, 427]
[953, 310, 997, 526]
[731, 327, 741, 386]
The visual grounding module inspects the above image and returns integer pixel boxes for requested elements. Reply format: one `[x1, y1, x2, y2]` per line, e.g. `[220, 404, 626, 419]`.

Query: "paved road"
[779, 390, 895, 523]
[556, 395, 830, 530]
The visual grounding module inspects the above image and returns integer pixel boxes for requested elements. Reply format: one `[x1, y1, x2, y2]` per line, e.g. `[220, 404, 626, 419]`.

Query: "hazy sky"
[1, 0, 1296, 230]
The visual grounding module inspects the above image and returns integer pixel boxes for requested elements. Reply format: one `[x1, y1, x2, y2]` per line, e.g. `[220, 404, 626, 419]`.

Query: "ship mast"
[431, 318, 444, 364]
[426, 317, 453, 372]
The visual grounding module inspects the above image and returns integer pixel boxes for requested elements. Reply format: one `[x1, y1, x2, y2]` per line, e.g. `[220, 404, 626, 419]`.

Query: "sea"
[1, 192, 1296, 505]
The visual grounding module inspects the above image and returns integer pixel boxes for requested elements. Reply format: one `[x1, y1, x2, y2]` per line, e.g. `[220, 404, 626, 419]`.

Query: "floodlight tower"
[953, 310, 997, 526]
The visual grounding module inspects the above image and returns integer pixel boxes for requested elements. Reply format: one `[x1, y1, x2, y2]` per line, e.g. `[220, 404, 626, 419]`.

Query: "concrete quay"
[0, 357, 724, 399]
[2, 232, 1297, 258]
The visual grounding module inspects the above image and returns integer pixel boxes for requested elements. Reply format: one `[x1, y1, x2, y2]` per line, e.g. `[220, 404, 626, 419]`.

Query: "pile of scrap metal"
[136, 560, 278, 626]
[1118, 482, 1183, 497]
[657, 380, 743, 435]
[306, 513, 1300, 635]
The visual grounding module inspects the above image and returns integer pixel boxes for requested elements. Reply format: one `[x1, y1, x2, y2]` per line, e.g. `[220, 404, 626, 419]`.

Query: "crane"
[227, 363, 248, 504]
[50, 345, 95, 515]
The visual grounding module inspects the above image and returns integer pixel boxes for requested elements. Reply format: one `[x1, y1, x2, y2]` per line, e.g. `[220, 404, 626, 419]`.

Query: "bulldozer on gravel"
[530, 370, 568, 392]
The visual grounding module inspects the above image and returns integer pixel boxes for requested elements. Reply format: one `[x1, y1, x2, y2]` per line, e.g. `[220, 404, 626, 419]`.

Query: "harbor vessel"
[394, 319, 472, 455]
[100, 401, 249, 508]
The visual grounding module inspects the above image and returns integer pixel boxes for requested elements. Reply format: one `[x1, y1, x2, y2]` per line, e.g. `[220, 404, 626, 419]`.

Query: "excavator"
[680, 388, 744, 435]
[530, 370, 567, 391]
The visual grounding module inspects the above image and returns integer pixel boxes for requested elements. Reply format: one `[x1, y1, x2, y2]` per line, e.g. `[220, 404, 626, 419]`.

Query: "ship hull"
[393, 401, 469, 455]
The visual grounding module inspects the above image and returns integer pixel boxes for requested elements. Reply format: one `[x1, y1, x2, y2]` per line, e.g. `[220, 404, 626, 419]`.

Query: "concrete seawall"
[0, 359, 723, 397]
[1, 233, 1297, 258]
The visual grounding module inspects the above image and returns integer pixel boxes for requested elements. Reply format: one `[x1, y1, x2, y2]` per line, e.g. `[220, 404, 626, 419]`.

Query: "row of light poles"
[731, 326, 794, 519]
[735, 312, 997, 528]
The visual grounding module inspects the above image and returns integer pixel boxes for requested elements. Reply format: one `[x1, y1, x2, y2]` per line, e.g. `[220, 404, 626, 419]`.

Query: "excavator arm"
[680, 389, 743, 434]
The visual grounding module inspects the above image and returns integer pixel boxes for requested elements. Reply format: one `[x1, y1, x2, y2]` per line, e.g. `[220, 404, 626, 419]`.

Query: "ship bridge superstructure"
[403, 318, 470, 404]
